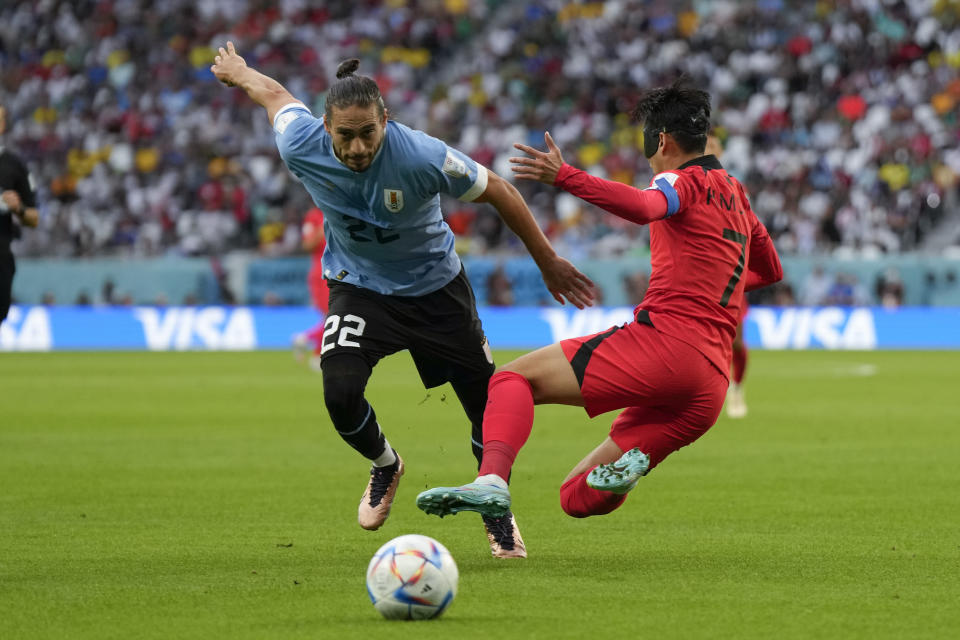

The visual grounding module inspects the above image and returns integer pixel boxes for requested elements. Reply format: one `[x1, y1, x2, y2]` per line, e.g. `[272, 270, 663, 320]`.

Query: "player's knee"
[322, 356, 371, 429]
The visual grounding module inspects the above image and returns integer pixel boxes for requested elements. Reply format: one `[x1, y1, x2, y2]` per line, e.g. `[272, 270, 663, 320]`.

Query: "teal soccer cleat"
[586, 448, 651, 494]
[416, 480, 511, 518]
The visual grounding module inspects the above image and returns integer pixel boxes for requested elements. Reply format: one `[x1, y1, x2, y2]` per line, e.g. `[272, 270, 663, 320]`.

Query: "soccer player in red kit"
[705, 133, 749, 418]
[293, 207, 330, 367]
[303, 207, 329, 314]
[417, 80, 783, 523]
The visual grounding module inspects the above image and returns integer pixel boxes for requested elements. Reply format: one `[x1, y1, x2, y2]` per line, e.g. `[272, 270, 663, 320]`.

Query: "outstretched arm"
[511, 132, 668, 225]
[210, 41, 303, 125]
[473, 171, 595, 309]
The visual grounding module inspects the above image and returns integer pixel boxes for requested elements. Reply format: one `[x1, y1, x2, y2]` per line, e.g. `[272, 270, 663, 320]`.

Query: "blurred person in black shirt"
[0, 103, 39, 326]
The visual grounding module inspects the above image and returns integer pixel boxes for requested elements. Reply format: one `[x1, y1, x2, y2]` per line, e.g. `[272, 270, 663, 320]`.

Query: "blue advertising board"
[1, 305, 958, 351]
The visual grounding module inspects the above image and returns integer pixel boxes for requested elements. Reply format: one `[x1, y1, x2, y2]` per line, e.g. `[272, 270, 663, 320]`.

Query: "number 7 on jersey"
[719, 228, 747, 307]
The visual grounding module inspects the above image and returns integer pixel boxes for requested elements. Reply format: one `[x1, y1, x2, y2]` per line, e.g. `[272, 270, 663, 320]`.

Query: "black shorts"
[320, 268, 495, 388]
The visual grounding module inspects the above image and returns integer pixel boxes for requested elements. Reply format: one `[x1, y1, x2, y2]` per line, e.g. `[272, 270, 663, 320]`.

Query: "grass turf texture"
[1, 350, 958, 639]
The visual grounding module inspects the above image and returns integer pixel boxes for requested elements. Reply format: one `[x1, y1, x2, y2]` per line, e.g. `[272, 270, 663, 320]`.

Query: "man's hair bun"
[336, 59, 361, 79]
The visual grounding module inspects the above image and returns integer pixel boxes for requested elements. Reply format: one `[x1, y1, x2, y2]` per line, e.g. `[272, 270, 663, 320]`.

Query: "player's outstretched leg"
[449, 376, 526, 557]
[586, 448, 650, 494]
[416, 474, 511, 518]
[481, 511, 526, 559]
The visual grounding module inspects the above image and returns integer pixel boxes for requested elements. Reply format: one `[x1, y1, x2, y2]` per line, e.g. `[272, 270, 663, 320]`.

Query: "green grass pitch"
[1, 349, 958, 639]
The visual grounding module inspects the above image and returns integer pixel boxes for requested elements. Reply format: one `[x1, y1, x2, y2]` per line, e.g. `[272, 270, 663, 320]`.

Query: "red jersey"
[302, 208, 326, 270]
[303, 207, 329, 312]
[555, 155, 782, 374]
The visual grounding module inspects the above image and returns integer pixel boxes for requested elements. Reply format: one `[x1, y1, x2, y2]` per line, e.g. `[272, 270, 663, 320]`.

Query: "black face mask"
[643, 126, 662, 158]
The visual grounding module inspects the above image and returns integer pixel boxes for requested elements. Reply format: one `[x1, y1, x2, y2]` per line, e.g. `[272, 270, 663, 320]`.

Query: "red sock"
[732, 342, 748, 384]
[559, 470, 627, 518]
[478, 371, 535, 480]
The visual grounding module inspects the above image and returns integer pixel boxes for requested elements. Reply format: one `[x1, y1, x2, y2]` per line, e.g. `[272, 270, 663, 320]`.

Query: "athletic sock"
[732, 343, 748, 384]
[372, 441, 398, 467]
[559, 470, 627, 518]
[477, 371, 535, 480]
[474, 473, 507, 488]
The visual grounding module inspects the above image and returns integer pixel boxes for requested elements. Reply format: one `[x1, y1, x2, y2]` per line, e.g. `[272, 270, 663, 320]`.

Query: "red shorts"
[308, 270, 329, 313]
[560, 321, 727, 471]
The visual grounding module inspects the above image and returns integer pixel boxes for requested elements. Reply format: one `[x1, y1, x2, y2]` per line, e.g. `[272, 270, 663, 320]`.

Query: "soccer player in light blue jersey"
[212, 42, 594, 558]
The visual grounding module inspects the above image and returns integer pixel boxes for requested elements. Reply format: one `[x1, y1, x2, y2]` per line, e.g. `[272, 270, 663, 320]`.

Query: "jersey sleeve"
[554, 163, 668, 224]
[743, 212, 783, 291]
[645, 170, 703, 219]
[410, 131, 488, 202]
[273, 102, 323, 171]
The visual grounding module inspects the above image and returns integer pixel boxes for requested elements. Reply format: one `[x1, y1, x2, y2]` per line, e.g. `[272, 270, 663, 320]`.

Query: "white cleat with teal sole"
[586, 448, 651, 494]
[416, 477, 511, 518]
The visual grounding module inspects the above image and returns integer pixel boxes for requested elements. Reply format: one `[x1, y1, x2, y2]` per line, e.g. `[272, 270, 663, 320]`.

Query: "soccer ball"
[365, 534, 459, 620]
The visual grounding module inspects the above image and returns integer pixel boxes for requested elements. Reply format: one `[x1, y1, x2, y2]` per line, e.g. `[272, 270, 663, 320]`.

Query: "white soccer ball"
[365, 534, 459, 620]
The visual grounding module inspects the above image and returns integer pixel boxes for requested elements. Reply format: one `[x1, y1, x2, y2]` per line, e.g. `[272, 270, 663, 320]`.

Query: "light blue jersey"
[273, 103, 488, 296]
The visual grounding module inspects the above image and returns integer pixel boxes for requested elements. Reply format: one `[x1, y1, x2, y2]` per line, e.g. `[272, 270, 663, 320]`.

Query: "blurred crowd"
[1, 0, 959, 277]
[432, 0, 960, 262]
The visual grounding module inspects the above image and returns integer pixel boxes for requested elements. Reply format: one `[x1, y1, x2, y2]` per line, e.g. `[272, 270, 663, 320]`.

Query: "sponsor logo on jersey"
[383, 189, 404, 212]
[442, 150, 467, 178]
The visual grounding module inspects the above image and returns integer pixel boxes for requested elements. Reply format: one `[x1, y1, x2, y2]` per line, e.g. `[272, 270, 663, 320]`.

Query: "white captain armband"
[458, 164, 489, 202]
[273, 102, 310, 134]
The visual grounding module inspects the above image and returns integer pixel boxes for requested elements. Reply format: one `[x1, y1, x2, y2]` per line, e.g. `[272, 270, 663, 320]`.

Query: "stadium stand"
[1, 0, 959, 304]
